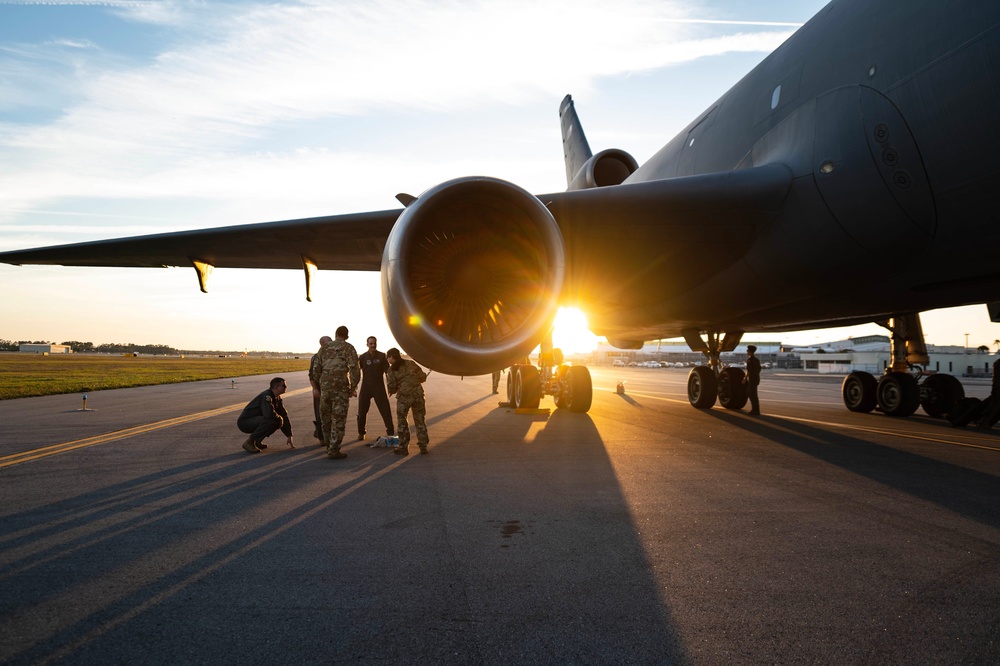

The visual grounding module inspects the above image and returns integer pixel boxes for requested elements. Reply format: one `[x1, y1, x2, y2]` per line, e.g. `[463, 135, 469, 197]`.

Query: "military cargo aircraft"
[3, 0, 1000, 418]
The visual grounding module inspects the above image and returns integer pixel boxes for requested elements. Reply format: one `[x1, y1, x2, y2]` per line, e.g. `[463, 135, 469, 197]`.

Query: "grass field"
[0, 353, 311, 400]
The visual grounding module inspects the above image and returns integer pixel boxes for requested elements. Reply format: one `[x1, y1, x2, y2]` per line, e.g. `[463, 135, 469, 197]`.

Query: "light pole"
[965, 332, 969, 349]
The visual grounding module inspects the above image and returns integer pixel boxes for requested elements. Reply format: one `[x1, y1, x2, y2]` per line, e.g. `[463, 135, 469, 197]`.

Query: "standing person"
[357, 336, 395, 442]
[238, 377, 294, 453]
[976, 356, 1000, 428]
[491, 369, 503, 394]
[385, 348, 429, 456]
[309, 335, 333, 440]
[316, 326, 360, 460]
[744, 345, 762, 415]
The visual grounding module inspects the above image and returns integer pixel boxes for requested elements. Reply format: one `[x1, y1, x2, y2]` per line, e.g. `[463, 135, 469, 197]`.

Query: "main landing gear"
[681, 315, 964, 420]
[504, 335, 593, 413]
[841, 314, 963, 418]
[683, 329, 748, 410]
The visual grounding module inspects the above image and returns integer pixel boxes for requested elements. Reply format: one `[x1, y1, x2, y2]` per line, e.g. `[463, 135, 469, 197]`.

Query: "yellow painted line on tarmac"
[0, 388, 312, 469]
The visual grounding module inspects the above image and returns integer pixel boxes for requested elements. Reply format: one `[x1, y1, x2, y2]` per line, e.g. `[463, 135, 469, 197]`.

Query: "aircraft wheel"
[553, 366, 569, 409]
[842, 371, 877, 413]
[877, 371, 920, 417]
[688, 366, 718, 409]
[506, 366, 516, 403]
[718, 367, 748, 410]
[920, 373, 964, 418]
[513, 365, 541, 409]
[558, 365, 593, 413]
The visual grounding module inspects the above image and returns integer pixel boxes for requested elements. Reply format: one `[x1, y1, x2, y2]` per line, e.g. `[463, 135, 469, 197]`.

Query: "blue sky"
[2, 0, 997, 354]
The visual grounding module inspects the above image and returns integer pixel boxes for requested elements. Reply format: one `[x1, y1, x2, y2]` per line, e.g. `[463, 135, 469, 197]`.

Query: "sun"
[552, 307, 599, 354]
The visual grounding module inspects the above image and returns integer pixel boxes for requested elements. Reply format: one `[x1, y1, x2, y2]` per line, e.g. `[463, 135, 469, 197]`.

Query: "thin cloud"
[0, 0, 800, 217]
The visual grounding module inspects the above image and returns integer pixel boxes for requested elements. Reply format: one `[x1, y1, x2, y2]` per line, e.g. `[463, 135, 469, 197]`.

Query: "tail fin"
[559, 95, 593, 188]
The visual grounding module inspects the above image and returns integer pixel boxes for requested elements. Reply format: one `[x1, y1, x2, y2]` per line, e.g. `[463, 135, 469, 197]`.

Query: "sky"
[2, 0, 999, 355]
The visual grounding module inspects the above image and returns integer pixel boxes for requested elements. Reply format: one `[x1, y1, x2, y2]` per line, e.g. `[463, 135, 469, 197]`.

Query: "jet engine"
[381, 176, 565, 376]
[568, 148, 639, 190]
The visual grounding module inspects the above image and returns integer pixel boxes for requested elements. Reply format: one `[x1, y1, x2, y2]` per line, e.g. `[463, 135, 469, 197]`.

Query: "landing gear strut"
[839, 313, 963, 418]
[683, 329, 746, 410]
[505, 331, 593, 413]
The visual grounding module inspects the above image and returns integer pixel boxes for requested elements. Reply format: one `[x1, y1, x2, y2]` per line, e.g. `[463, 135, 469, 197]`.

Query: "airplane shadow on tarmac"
[702, 409, 1000, 531]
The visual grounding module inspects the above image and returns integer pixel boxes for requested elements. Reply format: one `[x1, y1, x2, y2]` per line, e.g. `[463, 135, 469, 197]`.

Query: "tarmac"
[1, 367, 997, 664]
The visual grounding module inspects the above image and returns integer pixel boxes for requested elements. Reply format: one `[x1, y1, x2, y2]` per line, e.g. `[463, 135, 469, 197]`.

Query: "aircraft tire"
[919, 373, 964, 418]
[718, 367, 748, 410]
[876, 372, 920, 417]
[553, 365, 569, 409]
[688, 366, 718, 409]
[513, 365, 541, 409]
[842, 371, 878, 413]
[561, 365, 592, 413]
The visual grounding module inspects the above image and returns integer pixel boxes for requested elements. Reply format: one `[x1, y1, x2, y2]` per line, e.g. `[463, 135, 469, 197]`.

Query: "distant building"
[795, 335, 998, 376]
[19, 344, 71, 354]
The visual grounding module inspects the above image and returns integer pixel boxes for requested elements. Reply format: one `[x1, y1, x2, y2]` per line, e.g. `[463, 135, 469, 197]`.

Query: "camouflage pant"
[396, 394, 428, 449]
[320, 382, 351, 452]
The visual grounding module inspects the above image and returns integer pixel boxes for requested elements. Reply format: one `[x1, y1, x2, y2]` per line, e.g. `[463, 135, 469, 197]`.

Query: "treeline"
[0, 340, 179, 355]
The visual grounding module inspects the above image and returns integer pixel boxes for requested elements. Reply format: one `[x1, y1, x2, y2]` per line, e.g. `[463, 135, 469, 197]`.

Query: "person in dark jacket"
[238, 377, 294, 453]
[744, 345, 761, 415]
[357, 336, 395, 442]
[976, 356, 1000, 428]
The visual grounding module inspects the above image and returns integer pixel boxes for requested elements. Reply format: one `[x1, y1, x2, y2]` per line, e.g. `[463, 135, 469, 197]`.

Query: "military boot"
[241, 438, 258, 454]
[392, 445, 409, 456]
[327, 447, 347, 460]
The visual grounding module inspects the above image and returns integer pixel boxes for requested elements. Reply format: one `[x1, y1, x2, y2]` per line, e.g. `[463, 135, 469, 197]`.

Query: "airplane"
[3, 0, 1000, 419]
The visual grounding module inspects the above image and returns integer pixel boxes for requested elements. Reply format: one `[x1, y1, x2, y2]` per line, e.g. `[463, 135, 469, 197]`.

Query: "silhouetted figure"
[745, 345, 761, 415]
[977, 357, 1000, 428]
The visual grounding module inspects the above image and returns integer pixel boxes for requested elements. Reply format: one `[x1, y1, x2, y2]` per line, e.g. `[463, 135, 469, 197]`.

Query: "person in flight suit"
[308, 335, 333, 440]
[315, 326, 360, 460]
[385, 347, 429, 456]
[744, 345, 762, 415]
[357, 336, 395, 442]
[238, 377, 294, 453]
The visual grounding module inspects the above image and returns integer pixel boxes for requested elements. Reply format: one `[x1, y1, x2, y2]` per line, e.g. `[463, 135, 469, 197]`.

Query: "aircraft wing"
[0, 209, 401, 271]
[0, 164, 790, 275]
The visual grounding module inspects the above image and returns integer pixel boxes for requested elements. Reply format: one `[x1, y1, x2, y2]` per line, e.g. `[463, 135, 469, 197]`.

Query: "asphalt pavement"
[1, 367, 998, 664]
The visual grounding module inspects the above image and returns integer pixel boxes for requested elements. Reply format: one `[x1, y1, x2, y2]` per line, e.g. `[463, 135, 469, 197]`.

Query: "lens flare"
[552, 307, 598, 354]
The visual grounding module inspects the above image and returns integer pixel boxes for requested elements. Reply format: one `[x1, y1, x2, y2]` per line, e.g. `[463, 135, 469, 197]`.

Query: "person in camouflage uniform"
[308, 335, 332, 440]
[315, 325, 360, 460]
[385, 347, 429, 455]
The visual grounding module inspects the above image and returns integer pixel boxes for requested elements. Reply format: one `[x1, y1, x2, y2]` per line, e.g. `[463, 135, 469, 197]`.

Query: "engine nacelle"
[381, 177, 565, 376]
[568, 148, 639, 191]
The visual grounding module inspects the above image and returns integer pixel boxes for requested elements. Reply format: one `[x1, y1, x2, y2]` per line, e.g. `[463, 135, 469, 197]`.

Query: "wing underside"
[0, 209, 401, 271]
[0, 165, 792, 300]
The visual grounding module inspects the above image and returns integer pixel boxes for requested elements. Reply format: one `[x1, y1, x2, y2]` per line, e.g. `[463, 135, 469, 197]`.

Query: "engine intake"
[381, 177, 565, 376]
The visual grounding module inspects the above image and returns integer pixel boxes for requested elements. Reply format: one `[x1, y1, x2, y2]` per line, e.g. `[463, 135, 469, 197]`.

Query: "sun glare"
[552, 307, 599, 354]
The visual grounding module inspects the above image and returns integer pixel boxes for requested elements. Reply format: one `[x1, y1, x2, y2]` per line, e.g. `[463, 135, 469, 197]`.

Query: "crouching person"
[385, 348, 429, 455]
[238, 377, 294, 453]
